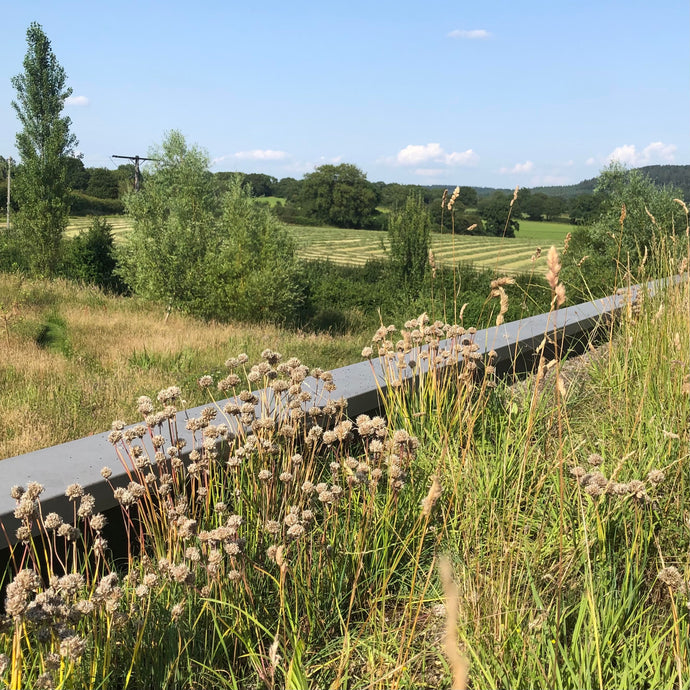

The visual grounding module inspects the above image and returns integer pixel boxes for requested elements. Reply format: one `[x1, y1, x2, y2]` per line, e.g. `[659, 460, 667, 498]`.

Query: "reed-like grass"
[0, 224, 687, 688]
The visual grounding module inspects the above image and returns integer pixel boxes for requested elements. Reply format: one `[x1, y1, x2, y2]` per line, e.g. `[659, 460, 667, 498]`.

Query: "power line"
[5, 157, 12, 232]
[112, 154, 159, 192]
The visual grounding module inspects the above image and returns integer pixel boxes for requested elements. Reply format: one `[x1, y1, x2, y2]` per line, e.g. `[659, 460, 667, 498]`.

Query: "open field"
[66, 215, 132, 240]
[0, 275, 366, 460]
[65, 215, 572, 275]
[289, 220, 571, 274]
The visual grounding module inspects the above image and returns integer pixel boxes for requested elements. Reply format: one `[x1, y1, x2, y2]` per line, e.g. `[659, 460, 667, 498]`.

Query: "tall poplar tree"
[11, 22, 77, 275]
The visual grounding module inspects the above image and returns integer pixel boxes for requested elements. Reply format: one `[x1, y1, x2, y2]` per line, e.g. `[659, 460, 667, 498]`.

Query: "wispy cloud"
[447, 29, 491, 39]
[606, 141, 676, 166]
[395, 143, 479, 167]
[499, 160, 534, 175]
[65, 95, 89, 106]
[233, 149, 288, 161]
[212, 149, 289, 165]
[585, 157, 597, 166]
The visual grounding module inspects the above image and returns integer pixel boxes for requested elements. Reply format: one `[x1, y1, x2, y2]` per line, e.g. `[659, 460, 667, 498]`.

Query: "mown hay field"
[66, 215, 572, 275]
[289, 219, 571, 274]
[65, 215, 132, 240]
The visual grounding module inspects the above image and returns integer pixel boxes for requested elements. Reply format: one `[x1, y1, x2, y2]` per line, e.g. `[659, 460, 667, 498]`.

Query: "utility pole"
[112, 154, 158, 192]
[5, 157, 11, 232]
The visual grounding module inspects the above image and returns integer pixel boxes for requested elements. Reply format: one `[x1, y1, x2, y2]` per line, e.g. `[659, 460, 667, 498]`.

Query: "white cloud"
[396, 143, 479, 167]
[318, 155, 343, 164]
[65, 95, 89, 106]
[233, 149, 288, 161]
[607, 141, 676, 166]
[585, 157, 597, 166]
[212, 149, 289, 166]
[445, 149, 480, 165]
[499, 160, 534, 175]
[448, 29, 491, 39]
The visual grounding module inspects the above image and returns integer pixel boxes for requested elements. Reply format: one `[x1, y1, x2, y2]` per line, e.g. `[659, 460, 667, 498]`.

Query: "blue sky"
[1, 1, 687, 188]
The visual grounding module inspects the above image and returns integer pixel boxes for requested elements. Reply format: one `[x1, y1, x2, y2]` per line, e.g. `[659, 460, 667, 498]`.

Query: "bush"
[561, 163, 688, 300]
[62, 216, 126, 293]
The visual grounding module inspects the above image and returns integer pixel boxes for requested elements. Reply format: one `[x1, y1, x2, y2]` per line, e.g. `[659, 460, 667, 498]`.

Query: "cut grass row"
[65, 215, 572, 275]
[289, 220, 571, 274]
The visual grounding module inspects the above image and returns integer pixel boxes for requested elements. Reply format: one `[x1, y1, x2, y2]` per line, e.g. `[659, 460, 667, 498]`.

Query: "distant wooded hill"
[509, 165, 689, 200]
[425, 165, 690, 200]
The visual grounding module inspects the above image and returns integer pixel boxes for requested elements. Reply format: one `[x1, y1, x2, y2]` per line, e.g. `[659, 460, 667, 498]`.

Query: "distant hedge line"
[69, 192, 124, 216]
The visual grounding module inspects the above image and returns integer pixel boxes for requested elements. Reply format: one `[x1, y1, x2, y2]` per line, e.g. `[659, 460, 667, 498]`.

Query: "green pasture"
[517, 218, 572, 240]
[253, 195, 284, 208]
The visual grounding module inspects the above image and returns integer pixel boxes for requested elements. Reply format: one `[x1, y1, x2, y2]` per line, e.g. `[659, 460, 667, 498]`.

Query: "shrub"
[62, 216, 126, 293]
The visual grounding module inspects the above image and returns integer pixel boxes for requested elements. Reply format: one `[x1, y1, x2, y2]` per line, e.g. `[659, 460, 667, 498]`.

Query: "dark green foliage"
[65, 156, 89, 191]
[477, 191, 520, 237]
[0, 232, 30, 273]
[429, 200, 484, 235]
[273, 200, 323, 226]
[273, 176, 302, 201]
[85, 168, 119, 199]
[300, 164, 379, 228]
[11, 22, 78, 276]
[69, 192, 124, 216]
[62, 216, 126, 293]
[241, 173, 277, 197]
[569, 193, 603, 225]
[388, 195, 431, 294]
[299, 258, 552, 335]
[457, 185, 478, 207]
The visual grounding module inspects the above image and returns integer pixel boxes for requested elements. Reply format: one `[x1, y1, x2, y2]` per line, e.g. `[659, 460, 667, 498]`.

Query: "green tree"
[457, 186, 478, 208]
[519, 190, 547, 221]
[65, 156, 90, 191]
[388, 195, 431, 294]
[118, 131, 221, 316]
[301, 163, 379, 228]
[11, 22, 78, 275]
[216, 177, 303, 323]
[478, 192, 520, 237]
[274, 176, 302, 201]
[543, 195, 565, 220]
[120, 131, 302, 323]
[562, 163, 686, 299]
[569, 193, 602, 225]
[85, 167, 119, 199]
[242, 173, 277, 197]
[63, 216, 125, 292]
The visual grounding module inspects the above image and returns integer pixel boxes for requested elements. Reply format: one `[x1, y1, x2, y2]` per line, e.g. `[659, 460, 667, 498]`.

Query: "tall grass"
[0, 275, 365, 460]
[0, 222, 688, 688]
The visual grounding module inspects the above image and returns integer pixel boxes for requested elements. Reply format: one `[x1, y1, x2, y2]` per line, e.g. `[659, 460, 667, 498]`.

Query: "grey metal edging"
[0, 275, 681, 543]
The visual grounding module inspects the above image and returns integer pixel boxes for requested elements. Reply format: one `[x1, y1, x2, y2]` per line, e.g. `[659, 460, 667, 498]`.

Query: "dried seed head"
[421, 475, 443, 517]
